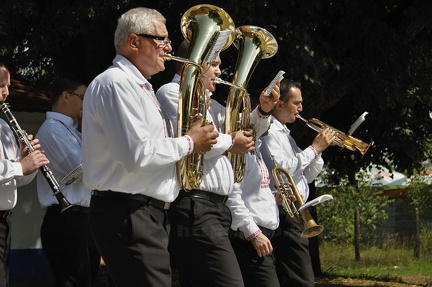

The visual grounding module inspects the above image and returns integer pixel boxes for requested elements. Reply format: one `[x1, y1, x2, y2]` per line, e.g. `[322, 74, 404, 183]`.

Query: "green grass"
[320, 242, 432, 279]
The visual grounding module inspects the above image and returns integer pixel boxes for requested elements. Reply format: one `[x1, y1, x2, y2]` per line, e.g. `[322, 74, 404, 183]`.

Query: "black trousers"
[89, 195, 171, 287]
[230, 228, 280, 287]
[0, 218, 11, 287]
[41, 205, 101, 287]
[169, 194, 244, 287]
[272, 209, 315, 287]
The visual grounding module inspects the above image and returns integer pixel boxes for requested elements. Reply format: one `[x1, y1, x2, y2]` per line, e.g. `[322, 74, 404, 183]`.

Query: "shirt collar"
[271, 115, 291, 135]
[46, 112, 76, 128]
[112, 54, 151, 89]
[172, 73, 181, 84]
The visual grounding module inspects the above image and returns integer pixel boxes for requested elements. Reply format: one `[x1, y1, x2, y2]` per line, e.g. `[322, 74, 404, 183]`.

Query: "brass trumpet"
[296, 115, 371, 156]
[270, 156, 324, 238]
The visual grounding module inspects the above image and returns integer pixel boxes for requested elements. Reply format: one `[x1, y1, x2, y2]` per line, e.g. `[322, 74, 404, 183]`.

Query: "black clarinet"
[1, 103, 73, 213]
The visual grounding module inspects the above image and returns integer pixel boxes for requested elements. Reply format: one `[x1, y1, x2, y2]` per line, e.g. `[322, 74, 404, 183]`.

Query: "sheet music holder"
[204, 29, 233, 63]
[264, 70, 285, 96]
[298, 194, 334, 211]
[61, 164, 83, 186]
[348, 111, 368, 136]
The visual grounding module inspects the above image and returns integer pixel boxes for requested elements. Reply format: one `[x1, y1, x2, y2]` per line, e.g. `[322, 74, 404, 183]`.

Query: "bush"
[317, 185, 390, 245]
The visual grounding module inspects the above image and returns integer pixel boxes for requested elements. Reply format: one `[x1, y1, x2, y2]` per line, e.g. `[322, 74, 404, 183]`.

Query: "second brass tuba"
[165, 4, 235, 190]
[225, 25, 278, 183]
[270, 156, 325, 238]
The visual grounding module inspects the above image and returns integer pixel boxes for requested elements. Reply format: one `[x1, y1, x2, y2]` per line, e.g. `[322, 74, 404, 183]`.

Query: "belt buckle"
[221, 196, 228, 205]
[163, 202, 171, 210]
[1, 210, 12, 219]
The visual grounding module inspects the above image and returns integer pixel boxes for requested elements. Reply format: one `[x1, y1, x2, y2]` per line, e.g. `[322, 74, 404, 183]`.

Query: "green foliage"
[420, 228, 432, 254]
[320, 240, 432, 278]
[405, 179, 432, 222]
[317, 185, 390, 244]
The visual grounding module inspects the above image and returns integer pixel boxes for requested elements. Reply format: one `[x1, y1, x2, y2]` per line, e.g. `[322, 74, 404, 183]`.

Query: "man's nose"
[1, 88, 9, 98]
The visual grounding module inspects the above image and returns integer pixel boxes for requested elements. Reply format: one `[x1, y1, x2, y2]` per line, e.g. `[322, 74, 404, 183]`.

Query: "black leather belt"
[70, 205, 90, 214]
[181, 189, 228, 204]
[0, 210, 12, 219]
[49, 204, 90, 214]
[92, 190, 170, 210]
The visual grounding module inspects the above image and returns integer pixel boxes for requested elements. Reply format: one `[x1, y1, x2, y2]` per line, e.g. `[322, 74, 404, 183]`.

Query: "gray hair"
[114, 7, 166, 53]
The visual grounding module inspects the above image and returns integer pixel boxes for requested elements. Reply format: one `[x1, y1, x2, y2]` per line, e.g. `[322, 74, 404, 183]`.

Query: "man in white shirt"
[0, 62, 50, 287]
[260, 79, 335, 287]
[156, 40, 279, 287]
[36, 77, 101, 287]
[81, 8, 217, 287]
[228, 137, 280, 287]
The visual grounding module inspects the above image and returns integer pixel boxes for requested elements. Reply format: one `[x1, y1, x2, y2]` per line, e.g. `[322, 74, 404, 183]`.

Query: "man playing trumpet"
[260, 79, 335, 287]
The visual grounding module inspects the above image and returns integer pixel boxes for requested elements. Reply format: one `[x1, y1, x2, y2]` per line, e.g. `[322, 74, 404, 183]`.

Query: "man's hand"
[275, 191, 297, 206]
[228, 130, 255, 154]
[19, 150, 50, 175]
[186, 117, 219, 154]
[251, 233, 273, 257]
[311, 127, 336, 153]
[259, 81, 280, 113]
[18, 134, 41, 158]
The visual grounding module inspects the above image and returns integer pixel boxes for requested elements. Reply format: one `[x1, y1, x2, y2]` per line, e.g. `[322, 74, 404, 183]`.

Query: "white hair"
[114, 7, 166, 53]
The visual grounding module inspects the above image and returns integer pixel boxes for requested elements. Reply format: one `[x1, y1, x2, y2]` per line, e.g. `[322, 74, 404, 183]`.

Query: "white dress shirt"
[228, 140, 279, 239]
[36, 112, 90, 208]
[260, 116, 324, 201]
[156, 74, 235, 195]
[82, 55, 192, 202]
[0, 119, 36, 210]
[209, 98, 272, 140]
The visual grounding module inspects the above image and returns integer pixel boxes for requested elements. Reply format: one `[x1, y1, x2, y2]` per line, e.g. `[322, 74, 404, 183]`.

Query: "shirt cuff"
[257, 105, 273, 117]
[239, 220, 262, 240]
[12, 162, 24, 177]
[308, 145, 321, 158]
[227, 133, 235, 151]
[183, 135, 194, 155]
[246, 229, 262, 241]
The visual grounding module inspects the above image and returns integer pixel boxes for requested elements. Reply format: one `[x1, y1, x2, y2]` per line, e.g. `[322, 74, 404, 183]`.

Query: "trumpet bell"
[343, 135, 372, 156]
[302, 223, 324, 238]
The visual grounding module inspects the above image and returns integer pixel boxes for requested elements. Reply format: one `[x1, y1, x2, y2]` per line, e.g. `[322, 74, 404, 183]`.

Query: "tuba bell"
[296, 115, 372, 156]
[164, 4, 235, 190]
[224, 25, 278, 183]
[270, 156, 325, 238]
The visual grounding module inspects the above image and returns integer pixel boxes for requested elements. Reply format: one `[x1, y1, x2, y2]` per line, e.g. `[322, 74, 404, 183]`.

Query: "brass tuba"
[164, 4, 235, 190]
[270, 156, 324, 238]
[224, 25, 278, 182]
[296, 115, 372, 156]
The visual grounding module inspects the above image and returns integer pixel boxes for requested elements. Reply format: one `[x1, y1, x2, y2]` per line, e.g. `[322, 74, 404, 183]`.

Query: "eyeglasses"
[137, 33, 171, 47]
[67, 92, 84, 100]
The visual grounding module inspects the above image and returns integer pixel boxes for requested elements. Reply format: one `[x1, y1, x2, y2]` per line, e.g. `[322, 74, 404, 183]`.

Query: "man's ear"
[129, 34, 139, 49]
[62, 91, 69, 100]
